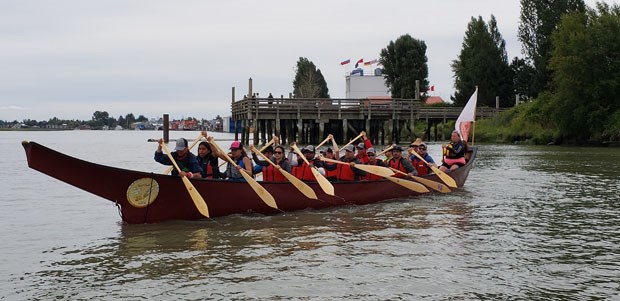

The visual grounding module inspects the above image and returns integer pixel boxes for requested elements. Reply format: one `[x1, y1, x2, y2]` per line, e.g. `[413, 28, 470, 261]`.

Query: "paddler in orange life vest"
[440, 130, 467, 172]
[196, 141, 222, 179]
[252, 145, 292, 182]
[410, 141, 436, 176]
[322, 144, 367, 181]
[364, 147, 388, 181]
[388, 145, 417, 178]
[355, 131, 373, 164]
[289, 143, 325, 181]
[317, 134, 340, 181]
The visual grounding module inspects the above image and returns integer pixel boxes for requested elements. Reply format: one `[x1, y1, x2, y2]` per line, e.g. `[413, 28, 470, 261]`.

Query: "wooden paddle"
[160, 142, 210, 218]
[250, 145, 318, 200]
[291, 144, 335, 196]
[410, 151, 457, 188]
[376, 145, 394, 158]
[319, 156, 395, 178]
[163, 133, 204, 175]
[208, 138, 279, 210]
[315, 136, 332, 150]
[389, 167, 451, 193]
[320, 156, 428, 193]
[337, 132, 365, 152]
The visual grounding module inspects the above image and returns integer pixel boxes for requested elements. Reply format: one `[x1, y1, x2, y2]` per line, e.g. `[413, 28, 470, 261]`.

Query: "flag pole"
[471, 85, 478, 146]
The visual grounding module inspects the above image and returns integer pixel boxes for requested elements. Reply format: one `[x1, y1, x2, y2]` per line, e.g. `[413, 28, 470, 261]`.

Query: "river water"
[1, 130, 619, 300]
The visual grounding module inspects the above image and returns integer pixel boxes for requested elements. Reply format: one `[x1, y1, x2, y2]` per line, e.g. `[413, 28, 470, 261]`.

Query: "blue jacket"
[154, 151, 203, 176]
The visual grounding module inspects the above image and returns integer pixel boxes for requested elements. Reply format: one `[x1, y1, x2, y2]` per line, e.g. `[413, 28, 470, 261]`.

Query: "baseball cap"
[344, 145, 355, 152]
[392, 145, 403, 152]
[356, 142, 366, 149]
[302, 145, 315, 153]
[230, 140, 242, 150]
[367, 147, 376, 154]
[174, 138, 188, 151]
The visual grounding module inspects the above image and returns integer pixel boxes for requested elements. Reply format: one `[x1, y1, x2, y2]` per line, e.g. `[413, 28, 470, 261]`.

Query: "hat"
[319, 147, 331, 154]
[356, 142, 366, 149]
[230, 140, 242, 150]
[367, 147, 376, 154]
[174, 138, 188, 151]
[410, 138, 422, 147]
[302, 145, 315, 153]
[392, 145, 403, 152]
[262, 145, 274, 153]
[344, 144, 355, 152]
[419, 142, 427, 148]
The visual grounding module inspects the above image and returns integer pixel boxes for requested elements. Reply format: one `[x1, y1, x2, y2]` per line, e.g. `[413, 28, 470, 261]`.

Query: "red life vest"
[336, 163, 356, 181]
[411, 158, 430, 176]
[365, 161, 384, 181]
[204, 163, 215, 179]
[292, 162, 315, 181]
[389, 158, 408, 178]
[324, 165, 338, 181]
[262, 165, 287, 182]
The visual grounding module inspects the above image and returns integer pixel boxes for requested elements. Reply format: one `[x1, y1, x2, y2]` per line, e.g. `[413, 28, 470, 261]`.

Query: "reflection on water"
[2, 132, 620, 299]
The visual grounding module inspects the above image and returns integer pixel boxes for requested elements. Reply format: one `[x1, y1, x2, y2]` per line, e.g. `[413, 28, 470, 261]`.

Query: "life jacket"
[336, 163, 356, 181]
[324, 166, 338, 181]
[365, 161, 385, 181]
[198, 155, 218, 179]
[389, 158, 408, 178]
[356, 153, 369, 164]
[225, 157, 247, 181]
[262, 164, 287, 182]
[292, 161, 315, 181]
[411, 157, 430, 176]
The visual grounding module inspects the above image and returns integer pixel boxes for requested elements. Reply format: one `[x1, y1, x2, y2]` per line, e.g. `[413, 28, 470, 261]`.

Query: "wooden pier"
[231, 97, 503, 145]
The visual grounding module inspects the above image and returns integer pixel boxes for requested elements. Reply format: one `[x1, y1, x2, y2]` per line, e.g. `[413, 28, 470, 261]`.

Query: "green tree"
[451, 16, 513, 107]
[379, 34, 428, 99]
[92, 110, 110, 127]
[518, 0, 585, 97]
[549, 3, 620, 141]
[510, 57, 536, 101]
[292, 57, 330, 98]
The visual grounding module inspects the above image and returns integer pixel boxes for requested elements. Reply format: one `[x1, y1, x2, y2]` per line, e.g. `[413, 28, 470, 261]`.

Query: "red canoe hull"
[22, 141, 476, 224]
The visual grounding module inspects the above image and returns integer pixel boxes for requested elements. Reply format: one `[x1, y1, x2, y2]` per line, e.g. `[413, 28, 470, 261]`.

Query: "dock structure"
[231, 97, 503, 146]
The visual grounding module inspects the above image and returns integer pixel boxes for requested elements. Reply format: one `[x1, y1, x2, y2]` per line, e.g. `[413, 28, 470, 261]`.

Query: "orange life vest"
[262, 165, 287, 182]
[411, 158, 430, 176]
[336, 163, 356, 181]
[292, 162, 315, 181]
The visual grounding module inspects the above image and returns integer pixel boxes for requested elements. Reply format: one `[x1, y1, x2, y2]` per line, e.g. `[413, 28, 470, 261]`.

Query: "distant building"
[425, 96, 446, 105]
[345, 69, 390, 99]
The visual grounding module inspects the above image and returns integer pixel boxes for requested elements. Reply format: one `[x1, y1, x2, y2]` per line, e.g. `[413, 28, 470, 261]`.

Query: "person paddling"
[222, 141, 253, 182]
[365, 147, 388, 181]
[154, 138, 203, 179]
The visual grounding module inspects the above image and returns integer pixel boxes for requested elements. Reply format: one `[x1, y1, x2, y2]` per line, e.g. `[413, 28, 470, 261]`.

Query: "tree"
[92, 110, 110, 127]
[379, 34, 429, 99]
[548, 3, 620, 141]
[510, 57, 536, 101]
[518, 0, 585, 97]
[292, 57, 330, 98]
[451, 16, 513, 107]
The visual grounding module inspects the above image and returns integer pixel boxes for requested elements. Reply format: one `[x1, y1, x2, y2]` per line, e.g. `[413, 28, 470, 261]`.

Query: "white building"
[345, 68, 390, 98]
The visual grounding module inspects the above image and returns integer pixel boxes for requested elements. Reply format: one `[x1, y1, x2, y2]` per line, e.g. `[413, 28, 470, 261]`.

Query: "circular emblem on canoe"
[126, 178, 159, 208]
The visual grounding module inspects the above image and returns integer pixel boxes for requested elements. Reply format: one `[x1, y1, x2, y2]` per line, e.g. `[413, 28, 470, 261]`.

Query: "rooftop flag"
[355, 58, 363, 68]
[364, 59, 378, 66]
[340, 59, 351, 65]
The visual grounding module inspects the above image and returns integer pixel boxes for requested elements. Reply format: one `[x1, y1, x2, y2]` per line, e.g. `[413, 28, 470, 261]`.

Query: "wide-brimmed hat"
[409, 138, 423, 147]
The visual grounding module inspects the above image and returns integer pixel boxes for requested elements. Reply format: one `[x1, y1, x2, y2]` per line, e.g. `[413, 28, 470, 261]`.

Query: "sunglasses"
[274, 151, 283, 154]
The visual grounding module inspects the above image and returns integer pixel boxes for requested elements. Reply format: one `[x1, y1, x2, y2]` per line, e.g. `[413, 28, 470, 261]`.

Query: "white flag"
[455, 87, 478, 142]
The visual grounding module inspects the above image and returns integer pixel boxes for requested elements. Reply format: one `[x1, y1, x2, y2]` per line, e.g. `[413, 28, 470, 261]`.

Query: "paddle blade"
[311, 168, 335, 196]
[355, 165, 394, 178]
[181, 176, 210, 217]
[386, 177, 430, 193]
[410, 175, 451, 193]
[430, 166, 458, 188]
[240, 171, 279, 210]
[281, 171, 318, 199]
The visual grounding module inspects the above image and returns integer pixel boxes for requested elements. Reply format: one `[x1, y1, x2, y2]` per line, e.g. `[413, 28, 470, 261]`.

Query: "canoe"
[22, 141, 477, 224]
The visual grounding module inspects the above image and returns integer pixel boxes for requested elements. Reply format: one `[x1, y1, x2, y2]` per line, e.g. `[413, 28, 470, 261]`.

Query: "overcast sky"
[0, 0, 614, 121]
